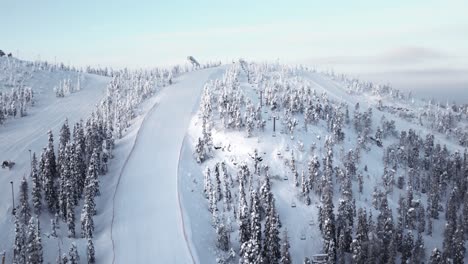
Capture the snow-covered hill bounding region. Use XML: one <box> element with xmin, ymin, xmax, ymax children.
<box><xmin>0</xmin><ymin>57</ymin><xmax>109</xmax><ymax>260</ymax></box>
<box><xmin>1</xmin><ymin>56</ymin><xmax>467</xmax><ymax>264</ymax></box>
<box><xmin>180</xmin><ymin>61</ymin><xmax>468</xmax><ymax>263</ymax></box>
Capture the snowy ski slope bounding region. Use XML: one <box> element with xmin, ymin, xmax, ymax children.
<box><xmin>0</xmin><ymin>58</ymin><xmax>109</xmax><ymax>257</ymax></box>
<box><xmin>110</xmin><ymin>67</ymin><xmax>225</xmax><ymax>263</ymax></box>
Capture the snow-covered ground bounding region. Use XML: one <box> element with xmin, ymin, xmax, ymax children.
<box><xmin>0</xmin><ymin>57</ymin><xmax>109</xmax><ymax>259</ymax></box>
<box><xmin>1</xmin><ymin>56</ymin><xmax>466</xmax><ymax>263</ymax></box>
<box><xmin>110</xmin><ymin>67</ymin><xmax>225</xmax><ymax>263</ymax></box>
<box><xmin>180</xmin><ymin>62</ymin><xmax>468</xmax><ymax>263</ymax></box>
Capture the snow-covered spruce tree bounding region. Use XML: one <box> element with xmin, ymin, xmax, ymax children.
<box><xmin>222</xmin><ymin>163</ymin><xmax>232</xmax><ymax>212</ymax></box>
<box><xmin>263</xmin><ymin>194</ymin><xmax>281</xmax><ymax>263</ymax></box>
<box><xmin>13</xmin><ymin>215</ymin><xmax>26</xmax><ymax>264</ymax></box>
<box><xmin>31</xmin><ymin>152</ymin><xmax>42</xmax><ymax>215</ymax></box>
<box><xmin>214</xmin><ymin>163</ymin><xmax>222</xmax><ymax>201</ymax></box>
<box><xmin>194</xmin><ymin>137</ymin><xmax>206</xmax><ymax>163</ymax></box>
<box><xmin>453</xmin><ymin>216</ymin><xmax>466</xmax><ymax>264</ymax></box>
<box><xmin>47</xmin><ymin>130</ymin><xmax>58</xmax><ymax>179</ymax></box>
<box><xmin>238</xmin><ymin>179</ymin><xmax>250</xmax><ymax>245</ymax></box>
<box><xmin>351</xmin><ymin>208</ymin><xmax>368</xmax><ymax>263</ymax></box>
<box><xmin>68</xmin><ymin>243</ymin><xmax>79</xmax><ymax>264</ymax></box>
<box><xmin>429</xmin><ymin>248</ymin><xmax>443</xmax><ymax>264</ymax></box>
<box><xmin>26</xmin><ymin>217</ymin><xmax>43</xmax><ymax>264</ymax></box>
<box><xmin>279</xmin><ymin>230</ymin><xmax>292</xmax><ymax>264</ymax></box>
<box><xmin>81</xmin><ymin>192</ymin><xmax>95</xmax><ymax>239</ymax></box>
<box><xmin>57</xmin><ymin>119</ymin><xmax>71</xmax><ymax>178</ymax></box>
<box><xmin>80</xmin><ymin>150</ymin><xmax>98</xmax><ymax>238</ymax></box>
<box><xmin>50</xmin><ymin>217</ymin><xmax>58</xmax><ymax>238</ymax></box>
<box><xmin>250</xmin><ymin>191</ymin><xmax>262</xmax><ymax>245</ymax></box>
<box><xmin>66</xmin><ymin>195</ymin><xmax>75</xmax><ymax>238</ymax></box>
<box><xmin>18</xmin><ymin>177</ymin><xmax>31</xmax><ymax>226</ymax></box>
<box><xmin>215</xmin><ymin>222</ymin><xmax>230</xmax><ymax>251</ymax></box>
<box><xmin>85</xmin><ymin>149</ymin><xmax>100</xmax><ymax>200</ymax></box>
<box><xmin>239</xmin><ymin>237</ymin><xmax>262</xmax><ymax>264</ymax></box>
<box><xmin>59</xmin><ymin>143</ymin><xmax>73</xmax><ymax>220</ymax></box>
<box><xmin>336</xmin><ymin>200</ymin><xmax>353</xmax><ymax>254</ymax></box>
<box><xmin>209</xmin><ymin>189</ymin><xmax>219</xmax><ymax>225</ymax></box>
<box><xmin>401</xmin><ymin>231</ymin><xmax>414</xmax><ymax>263</ymax></box>
<box><xmin>411</xmin><ymin>232</ymin><xmax>425</xmax><ymax>263</ymax></box>
<box><xmin>203</xmin><ymin>168</ymin><xmax>212</xmax><ymax>198</ymax></box>
<box><xmin>87</xmin><ymin>238</ymin><xmax>96</xmax><ymax>264</ymax></box>
<box><xmin>43</xmin><ymin>131</ymin><xmax>59</xmax><ymax>213</ymax></box>
<box><xmin>71</xmin><ymin>139</ymin><xmax>86</xmax><ymax>201</ymax></box>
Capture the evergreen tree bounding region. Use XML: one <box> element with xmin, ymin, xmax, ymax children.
<box><xmin>250</xmin><ymin>191</ymin><xmax>262</xmax><ymax>244</ymax></box>
<box><xmin>81</xmin><ymin>197</ymin><xmax>94</xmax><ymax>239</ymax></box>
<box><xmin>215</xmin><ymin>223</ymin><xmax>230</xmax><ymax>251</ymax></box>
<box><xmin>280</xmin><ymin>230</ymin><xmax>292</xmax><ymax>264</ymax></box>
<box><xmin>429</xmin><ymin>248</ymin><xmax>443</xmax><ymax>264</ymax></box>
<box><xmin>238</xmin><ymin>180</ymin><xmax>250</xmax><ymax>244</ymax></box>
<box><xmin>401</xmin><ymin>231</ymin><xmax>414</xmax><ymax>263</ymax></box>
<box><xmin>57</xmin><ymin>119</ymin><xmax>71</xmax><ymax>178</ymax></box>
<box><xmin>263</xmin><ymin>194</ymin><xmax>281</xmax><ymax>263</ymax></box>
<box><xmin>26</xmin><ymin>217</ymin><xmax>43</xmax><ymax>264</ymax></box>
<box><xmin>50</xmin><ymin>218</ymin><xmax>58</xmax><ymax>238</ymax></box>
<box><xmin>68</xmin><ymin>243</ymin><xmax>79</xmax><ymax>264</ymax></box>
<box><xmin>66</xmin><ymin>196</ymin><xmax>75</xmax><ymax>238</ymax></box>
<box><xmin>453</xmin><ymin>217</ymin><xmax>466</xmax><ymax>264</ymax></box>
<box><xmin>351</xmin><ymin>209</ymin><xmax>368</xmax><ymax>264</ymax></box>
<box><xmin>43</xmin><ymin>138</ymin><xmax>59</xmax><ymax>213</ymax></box>
<box><xmin>31</xmin><ymin>153</ymin><xmax>42</xmax><ymax>215</ymax></box>
<box><xmin>18</xmin><ymin>177</ymin><xmax>31</xmax><ymax>226</ymax></box>
<box><xmin>411</xmin><ymin>232</ymin><xmax>425</xmax><ymax>264</ymax></box>
<box><xmin>47</xmin><ymin>130</ymin><xmax>58</xmax><ymax>179</ymax></box>
<box><xmin>240</xmin><ymin>239</ymin><xmax>262</xmax><ymax>264</ymax></box>
<box><xmin>13</xmin><ymin>216</ymin><xmax>26</xmax><ymax>264</ymax></box>
<box><xmin>87</xmin><ymin>239</ymin><xmax>96</xmax><ymax>264</ymax></box>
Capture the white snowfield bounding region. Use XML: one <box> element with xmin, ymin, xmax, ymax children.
<box><xmin>0</xmin><ymin>62</ymin><xmax>109</xmax><ymax>256</ymax></box>
<box><xmin>111</xmin><ymin>67</ymin><xmax>225</xmax><ymax>264</ymax></box>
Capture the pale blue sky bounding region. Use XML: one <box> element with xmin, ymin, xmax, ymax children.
<box><xmin>1</xmin><ymin>0</ymin><xmax>466</xmax><ymax>66</ymax></box>
<box><xmin>2</xmin><ymin>0</ymin><xmax>468</xmax><ymax>101</ymax></box>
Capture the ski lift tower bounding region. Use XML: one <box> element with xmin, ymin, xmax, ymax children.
<box><xmin>187</xmin><ymin>56</ymin><xmax>200</xmax><ymax>69</ymax></box>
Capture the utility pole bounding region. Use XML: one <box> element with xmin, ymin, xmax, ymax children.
<box><xmin>259</xmin><ymin>91</ymin><xmax>263</xmax><ymax>107</ymax></box>
<box><xmin>10</xmin><ymin>181</ymin><xmax>15</xmax><ymax>215</ymax></box>
<box><xmin>29</xmin><ymin>149</ymin><xmax>32</xmax><ymax>174</ymax></box>
<box><xmin>273</xmin><ymin>116</ymin><xmax>276</xmax><ymax>137</ymax></box>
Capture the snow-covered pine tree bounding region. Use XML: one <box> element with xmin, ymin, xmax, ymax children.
<box><xmin>250</xmin><ymin>191</ymin><xmax>262</xmax><ymax>244</ymax></box>
<box><xmin>26</xmin><ymin>217</ymin><xmax>43</xmax><ymax>264</ymax></box>
<box><xmin>279</xmin><ymin>230</ymin><xmax>292</xmax><ymax>264</ymax></box>
<box><xmin>351</xmin><ymin>208</ymin><xmax>368</xmax><ymax>263</ymax></box>
<box><xmin>214</xmin><ymin>163</ymin><xmax>222</xmax><ymax>201</ymax></box>
<box><xmin>87</xmin><ymin>239</ymin><xmax>96</xmax><ymax>264</ymax></box>
<box><xmin>194</xmin><ymin>137</ymin><xmax>206</xmax><ymax>163</ymax></box>
<box><xmin>238</xmin><ymin>180</ymin><xmax>250</xmax><ymax>245</ymax></box>
<box><xmin>215</xmin><ymin>222</ymin><xmax>230</xmax><ymax>251</ymax></box>
<box><xmin>43</xmin><ymin>133</ymin><xmax>59</xmax><ymax>213</ymax></box>
<box><xmin>50</xmin><ymin>217</ymin><xmax>58</xmax><ymax>238</ymax></box>
<box><xmin>66</xmin><ymin>195</ymin><xmax>75</xmax><ymax>238</ymax></box>
<box><xmin>59</xmin><ymin>143</ymin><xmax>73</xmax><ymax>220</ymax></box>
<box><xmin>263</xmin><ymin>195</ymin><xmax>281</xmax><ymax>263</ymax></box>
<box><xmin>13</xmin><ymin>215</ymin><xmax>26</xmax><ymax>264</ymax></box>
<box><xmin>81</xmin><ymin>194</ymin><xmax>95</xmax><ymax>239</ymax></box>
<box><xmin>453</xmin><ymin>216</ymin><xmax>466</xmax><ymax>264</ymax></box>
<box><xmin>429</xmin><ymin>248</ymin><xmax>443</xmax><ymax>264</ymax></box>
<box><xmin>57</xmin><ymin>119</ymin><xmax>71</xmax><ymax>178</ymax></box>
<box><xmin>18</xmin><ymin>177</ymin><xmax>31</xmax><ymax>226</ymax></box>
<box><xmin>31</xmin><ymin>152</ymin><xmax>42</xmax><ymax>215</ymax></box>
<box><xmin>68</xmin><ymin>243</ymin><xmax>79</xmax><ymax>264</ymax></box>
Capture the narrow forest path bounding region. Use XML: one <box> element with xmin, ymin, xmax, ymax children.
<box><xmin>111</xmin><ymin>67</ymin><xmax>224</xmax><ymax>263</ymax></box>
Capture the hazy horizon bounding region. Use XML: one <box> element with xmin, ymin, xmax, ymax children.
<box><xmin>2</xmin><ymin>0</ymin><xmax>467</xmax><ymax>102</ymax></box>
